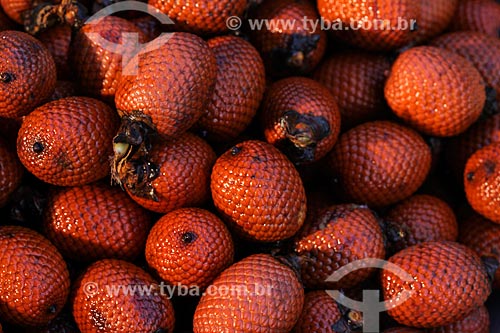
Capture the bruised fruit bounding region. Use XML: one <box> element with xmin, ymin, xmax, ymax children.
<box><xmin>17</xmin><ymin>96</ymin><xmax>119</xmax><ymax>186</ymax></box>
<box><xmin>43</xmin><ymin>182</ymin><xmax>151</xmax><ymax>262</ymax></box>
<box><xmin>427</xmin><ymin>305</ymin><xmax>490</xmax><ymax>333</ymax></box>
<box><xmin>211</xmin><ymin>140</ymin><xmax>307</xmax><ymax>242</ymax></box>
<box><xmin>381</xmin><ymin>241</ymin><xmax>491</xmax><ymax>327</ymax></box>
<box><xmin>146</xmin><ymin>208</ymin><xmax>234</xmax><ymax>289</ymax></box>
<box><xmin>261</xmin><ymin>77</ymin><xmax>340</xmax><ymax>164</ymax></box>
<box><xmin>449</xmin><ymin>0</ymin><xmax>500</xmax><ymax>37</ymax></box>
<box><xmin>193</xmin><ymin>253</ymin><xmax>304</xmax><ymax>333</ymax></box>
<box><xmin>0</xmin><ymin>136</ymin><xmax>23</xmax><ymax>207</ymax></box>
<box><xmin>327</xmin><ymin>121</ymin><xmax>431</xmax><ymax>207</ymax></box>
<box><xmin>385</xmin><ymin>46</ymin><xmax>485</xmax><ymax>137</ymax></box>
<box><xmin>0</xmin><ymin>30</ymin><xmax>56</xmax><ymax>118</ymax></box>
<box><xmin>0</xmin><ymin>226</ymin><xmax>70</xmax><ymax>326</ymax></box>
<box><xmin>72</xmin><ymin>259</ymin><xmax>175</xmax><ymax>333</ymax></box>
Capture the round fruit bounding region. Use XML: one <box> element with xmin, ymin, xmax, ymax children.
<box><xmin>130</xmin><ymin>15</ymin><xmax>162</xmax><ymax>42</ymax></box>
<box><xmin>43</xmin><ymin>182</ymin><xmax>151</xmax><ymax>262</ymax></box>
<box><xmin>197</xmin><ymin>35</ymin><xmax>266</xmax><ymax>143</ymax></box>
<box><xmin>0</xmin><ymin>136</ymin><xmax>23</xmax><ymax>207</ymax></box>
<box><xmin>415</xmin><ymin>0</ymin><xmax>458</xmax><ymax>43</ymax></box>
<box><xmin>385</xmin><ymin>46</ymin><xmax>485</xmax><ymax>137</ymax></box>
<box><xmin>0</xmin><ymin>226</ymin><xmax>70</xmax><ymax>326</ymax></box>
<box><xmin>381</xmin><ymin>241</ymin><xmax>491</xmax><ymax>327</ymax></box>
<box><xmin>211</xmin><ymin>140</ymin><xmax>307</xmax><ymax>242</ymax></box>
<box><xmin>146</xmin><ymin>208</ymin><xmax>234</xmax><ymax>289</ymax></box>
<box><xmin>0</xmin><ymin>0</ymin><xmax>29</xmax><ymax>23</ymax></box>
<box><xmin>115</xmin><ymin>32</ymin><xmax>217</xmax><ymax>139</ymax></box>
<box><xmin>37</xmin><ymin>24</ymin><xmax>72</xmax><ymax>80</ymax></box>
<box><xmin>449</xmin><ymin>0</ymin><xmax>500</xmax><ymax>37</ymax></box>
<box><xmin>72</xmin><ymin>259</ymin><xmax>175</xmax><ymax>333</ymax></box>
<box><xmin>327</xmin><ymin>121</ymin><xmax>431</xmax><ymax>207</ymax></box>
<box><xmin>193</xmin><ymin>253</ymin><xmax>304</xmax><ymax>333</ymax></box>
<box><xmin>312</xmin><ymin>51</ymin><xmax>392</xmax><ymax>129</ymax></box>
<box><xmin>427</xmin><ymin>305</ymin><xmax>489</xmax><ymax>333</ymax></box>
<box><xmin>295</xmin><ymin>204</ymin><xmax>385</xmax><ymax>289</ymax></box>
<box><xmin>17</xmin><ymin>96</ymin><xmax>119</xmax><ymax>186</ymax></box>
<box><xmin>0</xmin><ymin>30</ymin><xmax>56</xmax><ymax>118</ymax></box>
<box><xmin>464</xmin><ymin>142</ymin><xmax>500</xmax><ymax>223</ymax></box>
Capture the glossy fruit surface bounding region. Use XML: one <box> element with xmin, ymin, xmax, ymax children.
<box><xmin>449</xmin><ymin>0</ymin><xmax>500</xmax><ymax>37</ymax></box>
<box><xmin>0</xmin><ymin>136</ymin><xmax>23</xmax><ymax>207</ymax></box>
<box><xmin>146</xmin><ymin>208</ymin><xmax>234</xmax><ymax>289</ymax></box>
<box><xmin>0</xmin><ymin>226</ymin><xmax>70</xmax><ymax>326</ymax></box>
<box><xmin>193</xmin><ymin>253</ymin><xmax>304</xmax><ymax>333</ymax></box>
<box><xmin>427</xmin><ymin>305</ymin><xmax>489</xmax><ymax>333</ymax></box>
<box><xmin>385</xmin><ymin>46</ymin><xmax>485</xmax><ymax>137</ymax></box>
<box><xmin>211</xmin><ymin>140</ymin><xmax>307</xmax><ymax>242</ymax></box>
<box><xmin>17</xmin><ymin>96</ymin><xmax>119</xmax><ymax>186</ymax></box>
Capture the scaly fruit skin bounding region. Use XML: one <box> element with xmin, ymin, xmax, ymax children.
<box><xmin>124</xmin><ymin>132</ymin><xmax>216</xmax><ymax>213</ymax></box>
<box><xmin>464</xmin><ymin>143</ymin><xmax>500</xmax><ymax>223</ymax></box>
<box><xmin>115</xmin><ymin>32</ymin><xmax>217</xmax><ymax>139</ymax></box>
<box><xmin>384</xmin><ymin>194</ymin><xmax>458</xmax><ymax>252</ymax></box>
<box><xmin>0</xmin><ymin>30</ymin><xmax>56</xmax><ymax>118</ymax></box>
<box><xmin>0</xmin><ymin>136</ymin><xmax>23</xmax><ymax>207</ymax></box>
<box><xmin>249</xmin><ymin>0</ymin><xmax>327</xmax><ymax>78</ymax></box>
<box><xmin>146</xmin><ymin>208</ymin><xmax>234</xmax><ymax>289</ymax></box>
<box><xmin>130</xmin><ymin>15</ymin><xmax>162</xmax><ymax>42</ymax></box>
<box><xmin>193</xmin><ymin>254</ymin><xmax>304</xmax><ymax>333</ymax></box>
<box><xmin>72</xmin><ymin>259</ymin><xmax>175</xmax><ymax>333</ymax></box>
<box><xmin>70</xmin><ymin>16</ymin><xmax>147</xmax><ymax>102</ymax></box>
<box><xmin>450</xmin><ymin>0</ymin><xmax>500</xmax><ymax>37</ymax></box>
<box><xmin>383</xmin><ymin>328</ymin><xmax>423</xmax><ymax>333</ymax></box>
<box><xmin>148</xmin><ymin>0</ymin><xmax>246</xmax><ymax>35</ymax></box>
<box><xmin>431</xmin><ymin>31</ymin><xmax>500</xmax><ymax>104</ymax></box>
<box><xmin>17</xmin><ymin>96</ymin><xmax>119</xmax><ymax>186</ymax></box>
<box><xmin>23</xmin><ymin>310</ymin><xmax>80</xmax><ymax>333</ymax></box>
<box><xmin>0</xmin><ymin>226</ymin><xmax>70</xmax><ymax>326</ymax></box>
<box><xmin>197</xmin><ymin>35</ymin><xmax>266</xmax><ymax>143</ymax></box>
<box><xmin>328</xmin><ymin>121</ymin><xmax>431</xmax><ymax>207</ymax></box>
<box><xmin>415</xmin><ymin>0</ymin><xmax>458</xmax><ymax>43</ymax></box>
<box><xmin>295</xmin><ymin>204</ymin><xmax>385</xmax><ymax>289</ymax></box>
<box><xmin>317</xmin><ymin>0</ymin><xmax>419</xmax><ymax>51</ymax></box>
<box><xmin>44</xmin><ymin>182</ymin><xmax>151</xmax><ymax>262</ymax></box>
<box><xmin>291</xmin><ymin>291</ymin><xmax>342</xmax><ymax>333</ymax></box>
<box><xmin>211</xmin><ymin>140</ymin><xmax>307</xmax><ymax>242</ymax></box>
<box><xmin>385</xmin><ymin>46</ymin><xmax>485</xmax><ymax>137</ymax></box>
<box><xmin>261</xmin><ymin>77</ymin><xmax>341</xmax><ymax>164</ymax></box>
<box><xmin>427</xmin><ymin>305</ymin><xmax>489</xmax><ymax>333</ymax></box>
<box><xmin>37</xmin><ymin>24</ymin><xmax>72</xmax><ymax>80</ymax></box>
<box><xmin>381</xmin><ymin>241</ymin><xmax>491</xmax><ymax>328</ymax></box>
<box><xmin>459</xmin><ymin>213</ymin><xmax>500</xmax><ymax>288</ymax></box>
<box><xmin>312</xmin><ymin>51</ymin><xmax>392</xmax><ymax>129</ymax></box>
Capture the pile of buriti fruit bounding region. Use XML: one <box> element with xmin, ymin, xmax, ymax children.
<box><xmin>0</xmin><ymin>0</ymin><xmax>499</xmax><ymax>332</ymax></box>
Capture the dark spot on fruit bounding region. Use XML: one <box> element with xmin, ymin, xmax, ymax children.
<box><xmin>0</xmin><ymin>72</ymin><xmax>15</xmax><ymax>83</ymax></box>
<box><xmin>33</xmin><ymin>142</ymin><xmax>44</xmax><ymax>153</ymax></box>
<box><xmin>483</xmin><ymin>160</ymin><xmax>496</xmax><ymax>175</ymax></box>
<box><xmin>467</xmin><ymin>172</ymin><xmax>474</xmax><ymax>181</ymax></box>
<box><xmin>230</xmin><ymin>146</ymin><xmax>242</xmax><ymax>156</ymax></box>
<box><xmin>47</xmin><ymin>304</ymin><xmax>57</xmax><ymax>314</ymax></box>
<box><xmin>181</xmin><ymin>231</ymin><xmax>197</xmax><ymax>244</ymax></box>
<box><xmin>270</xmin><ymin>33</ymin><xmax>320</xmax><ymax>77</ymax></box>
<box><xmin>56</xmin><ymin>152</ymin><xmax>72</xmax><ymax>169</ymax></box>
<box><xmin>253</xmin><ymin>155</ymin><xmax>262</xmax><ymax>162</ymax></box>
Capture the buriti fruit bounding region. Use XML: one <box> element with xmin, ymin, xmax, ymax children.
<box><xmin>0</xmin><ymin>136</ymin><xmax>23</xmax><ymax>207</ymax></box>
<box><xmin>427</xmin><ymin>305</ymin><xmax>490</xmax><ymax>333</ymax></box>
<box><xmin>449</xmin><ymin>0</ymin><xmax>500</xmax><ymax>37</ymax></box>
<box><xmin>414</xmin><ymin>0</ymin><xmax>458</xmax><ymax>43</ymax></box>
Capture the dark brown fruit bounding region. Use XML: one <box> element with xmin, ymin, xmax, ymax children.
<box><xmin>72</xmin><ymin>259</ymin><xmax>175</xmax><ymax>333</ymax></box>
<box><xmin>449</xmin><ymin>0</ymin><xmax>500</xmax><ymax>37</ymax></box>
<box><xmin>0</xmin><ymin>30</ymin><xmax>56</xmax><ymax>118</ymax></box>
<box><xmin>0</xmin><ymin>136</ymin><xmax>23</xmax><ymax>207</ymax></box>
<box><xmin>17</xmin><ymin>96</ymin><xmax>119</xmax><ymax>186</ymax></box>
<box><xmin>327</xmin><ymin>121</ymin><xmax>431</xmax><ymax>207</ymax></box>
<box><xmin>37</xmin><ymin>24</ymin><xmax>72</xmax><ymax>80</ymax></box>
<box><xmin>0</xmin><ymin>226</ymin><xmax>70</xmax><ymax>326</ymax></box>
<box><xmin>427</xmin><ymin>305</ymin><xmax>490</xmax><ymax>333</ymax></box>
<box><xmin>49</xmin><ymin>80</ymin><xmax>75</xmax><ymax>101</ymax></box>
<box><xmin>211</xmin><ymin>140</ymin><xmax>307</xmax><ymax>242</ymax></box>
<box><xmin>381</xmin><ymin>241</ymin><xmax>491</xmax><ymax>327</ymax></box>
<box><xmin>193</xmin><ymin>254</ymin><xmax>304</xmax><ymax>333</ymax></box>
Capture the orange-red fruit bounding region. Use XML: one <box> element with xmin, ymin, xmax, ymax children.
<box><xmin>148</xmin><ymin>0</ymin><xmax>247</xmax><ymax>35</ymax></box>
<box><xmin>44</xmin><ymin>183</ymin><xmax>151</xmax><ymax>262</ymax></box>
<box><xmin>385</xmin><ymin>46</ymin><xmax>485</xmax><ymax>137</ymax></box>
<box><xmin>384</xmin><ymin>194</ymin><xmax>458</xmax><ymax>252</ymax></box>
<box><xmin>295</xmin><ymin>204</ymin><xmax>385</xmax><ymax>289</ymax></box>
<box><xmin>37</xmin><ymin>24</ymin><xmax>72</xmax><ymax>80</ymax></box>
<box><xmin>383</xmin><ymin>328</ymin><xmax>423</xmax><ymax>333</ymax></box>
<box><xmin>146</xmin><ymin>208</ymin><xmax>234</xmax><ymax>289</ymax></box>
<box><xmin>313</xmin><ymin>51</ymin><xmax>392</xmax><ymax>129</ymax></box>
<box><xmin>197</xmin><ymin>35</ymin><xmax>266</xmax><ymax>142</ymax></box>
<box><xmin>459</xmin><ymin>213</ymin><xmax>500</xmax><ymax>288</ymax></box>
<box><xmin>427</xmin><ymin>305</ymin><xmax>490</xmax><ymax>333</ymax></box>
<box><xmin>130</xmin><ymin>15</ymin><xmax>162</xmax><ymax>42</ymax></box>
<box><xmin>72</xmin><ymin>259</ymin><xmax>175</xmax><ymax>333</ymax></box>
<box><xmin>0</xmin><ymin>0</ymin><xmax>29</xmax><ymax>23</ymax></box>
<box><xmin>193</xmin><ymin>253</ymin><xmax>304</xmax><ymax>333</ymax></box>
<box><xmin>17</xmin><ymin>96</ymin><xmax>119</xmax><ymax>186</ymax></box>
<box><xmin>70</xmin><ymin>16</ymin><xmax>147</xmax><ymax>101</ymax></box>
<box><xmin>0</xmin><ymin>137</ymin><xmax>22</xmax><ymax>207</ymax></box>
<box><xmin>249</xmin><ymin>0</ymin><xmax>327</xmax><ymax>77</ymax></box>
<box><xmin>449</xmin><ymin>0</ymin><xmax>500</xmax><ymax>37</ymax></box>
<box><xmin>317</xmin><ymin>0</ymin><xmax>419</xmax><ymax>51</ymax></box>
<box><xmin>261</xmin><ymin>77</ymin><xmax>341</xmax><ymax>164</ymax></box>
<box><xmin>415</xmin><ymin>0</ymin><xmax>458</xmax><ymax>43</ymax></box>
<box><xmin>0</xmin><ymin>30</ymin><xmax>56</xmax><ymax>118</ymax></box>
<box><xmin>211</xmin><ymin>140</ymin><xmax>307</xmax><ymax>242</ymax></box>
<box><xmin>464</xmin><ymin>143</ymin><xmax>500</xmax><ymax>223</ymax></box>
<box><xmin>381</xmin><ymin>241</ymin><xmax>491</xmax><ymax>327</ymax></box>
<box><xmin>0</xmin><ymin>226</ymin><xmax>70</xmax><ymax>326</ymax></box>
<box><xmin>124</xmin><ymin>132</ymin><xmax>216</xmax><ymax>213</ymax></box>
<box><xmin>49</xmin><ymin>80</ymin><xmax>75</xmax><ymax>101</ymax></box>
<box><xmin>115</xmin><ymin>32</ymin><xmax>217</xmax><ymax>139</ymax></box>
<box><xmin>327</xmin><ymin>121</ymin><xmax>431</xmax><ymax>207</ymax></box>
<box><xmin>291</xmin><ymin>291</ymin><xmax>343</xmax><ymax>333</ymax></box>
